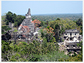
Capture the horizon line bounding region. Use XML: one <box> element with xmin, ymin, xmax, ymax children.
<box><xmin>1</xmin><ymin>13</ymin><xmax>82</xmax><ymax>16</ymax></box>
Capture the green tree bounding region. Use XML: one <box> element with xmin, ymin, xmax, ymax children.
<box><xmin>42</xmin><ymin>37</ymin><xmax>47</xmax><ymax>48</ymax></box>
<box><xmin>76</xmin><ymin>18</ymin><xmax>82</xmax><ymax>26</ymax></box>
<box><xmin>2</xmin><ymin>25</ymin><xmax>11</xmax><ymax>34</ymax></box>
<box><xmin>50</xmin><ymin>37</ymin><xmax>56</xmax><ymax>43</ymax></box>
<box><xmin>56</xmin><ymin>18</ymin><xmax>60</xmax><ymax>20</ymax></box>
<box><xmin>6</xmin><ymin>11</ymin><xmax>13</xmax><ymax>23</ymax></box>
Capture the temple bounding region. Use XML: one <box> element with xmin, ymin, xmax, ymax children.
<box><xmin>18</xmin><ymin>8</ymin><xmax>34</xmax><ymax>35</ymax></box>
<box><xmin>63</xmin><ymin>29</ymin><xmax>82</xmax><ymax>55</ymax></box>
<box><xmin>17</xmin><ymin>8</ymin><xmax>41</xmax><ymax>43</ymax></box>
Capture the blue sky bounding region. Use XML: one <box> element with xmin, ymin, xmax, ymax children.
<box><xmin>1</xmin><ymin>1</ymin><xmax>83</xmax><ymax>15</ymax></box>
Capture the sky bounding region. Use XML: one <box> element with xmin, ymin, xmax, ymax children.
<box><xmin>1</xmin><ymin>1</ymin><xmax>83</xmax><ymax>15</ymax></box>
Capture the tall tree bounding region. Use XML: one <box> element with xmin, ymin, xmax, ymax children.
<box><xmin>76</xmin><ymin>18</ymin><xmax>82</xmax><ymax>26</ymax></box>
<box><xmin>6</xmin><ymin>11</ymin><xmax>13</xmax><ymax>23</ymax></box>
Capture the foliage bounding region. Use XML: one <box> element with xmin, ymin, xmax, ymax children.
<box><xmin>76</xmin><ymin>18</ymin><xmax>82</xmax><ymax>26</ymax></box>
<box><xmin>2</xmin><ymin>39</ymin><xmax>60</xmax><ymax>62</ymax></box>
<box><xmin>2</xmin><ymin>40</ymin><xmax>12</xmax><ymax>61</ymax></box>
<box><xmin>56</xmin><ymin>18</ymin><xmax>60</xmax><ymax>20</ymax></box>
<box><xmin>42</xmin><ymin>37</ymin><xmax>47</xmax><ymax>47</ymax></box>
<box><xmin>40</xmin><ymin>26</ymin><xmax>55</xmax><ymax>42</ymax></box>
<box><xmin>75</xmin><ymin>18</ymin><xmax>82</xmax><ymax>35</ymax></box>
<box><xmin>2</xmin><ymin>38</ymin><xmax>82</xmax><ymax>62</ymax></box>
<box><xmin>32</xmin><ymin>14</ymin><xmax>82</xmax><ymax>21</ymax></box>
<box><xmin>13</xmin><ymin>28</ymin><xmax>18</xmax><ymax>32</ymax></box>
<box><xmin>40</xmin><ymin>51</ymin><xmax>69</xmax><ymax>61</ymax></box>
<box><xmin>32</xmin><ymin>19</ymin><xmax>41</xmax><ymax>27</ymax></box>
<box><xmin>2</xmin><ymin>32</ymin><xmax>11</xmax><ymax>40</ymax></box>
<box><xmin>5</xmin><ymin>11</ymin><xmax>16</xmax><ymax>24</ymax></box>
<box><xmin>2</xmin><ymin>25</ymin><xmax>11</xmax><ymax>34</ymax></box>
<box><xmin>49</xmin><ymin>18</ymin><xmax>77</xmax><ymax>41</ymax></box>
<box><xmin>49</xmin><ymin>18</ymin><xmax>77</xmax><ymax>31</ymax></box>
<box><xmin>40</xmin><ymin>21</ymin><xmax>45</xmax><ymax>26</ymax></box>
<box><xmin>39</xmin><ymin>21</ymin><xmax>47</xmax><ymax>28</ymax></box>
<box><xmin>14</xmin><ymin>15</ymin><xmax>25</xmax><ymax>27</ymax></box>
<box><xmin>5</xmin><ymin>11</ymin><xmax>25</xmax><ymax>27</ymax></box>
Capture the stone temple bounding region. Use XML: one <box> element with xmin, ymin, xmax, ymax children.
<box><xmin>18</xmin><ymin>8</ymin><xmax>34</xmax><ymax>35</ymax></box>
<box><xmin>17</xmin><ymin>8</ymin><xmax>41</xmax><ymax>42</ymax></box>
<box><xmin>63</xmin><ymin>29</ymin><xmax>82</xmax><ymax>55</ymax></box>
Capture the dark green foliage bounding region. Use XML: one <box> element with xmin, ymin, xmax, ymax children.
<box><xmin>80</xmin><ymin>26</ymin><xmax>82</xmax><ymax>35</ymax></box>
<box><xmin>42</xmin><ymin>37</ymin><xmax>47</xmax><ymax>47</ymax></box>
<box><xmin>5</xmin><ymin>11</ymin><xmax>25</xmax><ymax>27</ymax></box>
<box><xmin>40</xmin><ymin>27</ymin><xmax>55</xmax><ymax>42</ymax></box>
<box><xmin>75</xmin><ymin>18</ymin><xmax>82</xmax><ymax>35</ymax></box>
<box><xmin>40</xmin><ymin>21</ymin><xmax>47</xmax><ymax>28</ymax></box>
<box><xmin>2</xmin><ymin>39</ymin><xmax>60</xmax><ymax>61</ymax></box>
<box><xmin>10</xmin><ymin>53</ymin><xmax>21</xmax><ymax>61</ymax></box>
<box><xmin>55</xmin><ymin>24</ymin><xmax>60</xmax><ymax>29</ymax></box>
<box><xmin>2</xmin><ymin>40</ymin><xmax>12</xmax><ymax>61</ymax></box>
<box><xmin>2</xmin><ymin>32</ymin><xmax>11</xmax><ymax>40</ymax></box>
<box><xmin>33</xmin><ymin>40</ymin><xmax>40</xmax><ymax>47</ymax></box>
<box><xmin>56</xmin><ymin>18</ymin><xmax>60</xmax><ymax>20</ymax></box>
<box><xmin>2</xmin><ymin>25</ymin><xmax>11</xmax><ymax>34</ymax></box>
<box><xmin>77</xmin><ymin>41</ymin><xmax>82</xmax><ymax>53</ymax></box>
<box><xmin>51</xmin><ymin>37</ymin><xmax>56</xmax><ymax>43</ymax></box>
<box><xmin>6</xmin><ymin>11</ymin><xmax>14</xmax><ymax>23</ymax></box>
<box><xmin>6</xmin><ymin>21</ymin><xmax>9</xmax><ymax>25</ymax></box>
<box><xmin>14</xmin><ymin>15</ymin><xmax>25</xmax><ymax>27</ymax></box>
<box><xmin>2</xmin><ymin>40</ymin><xmax>11</xmax><ymax>52</ymax></box>
<box><xmin>76</xmin><ymin>18</ymin><xmax>82</xmax><ymax>26</ymax></box>
<box><xmin>2</xmin><ymin>24</ymin><xmax>11</xmax><ymax>41</ymax></box>
<box><xmin>29</xmin><ymin>54</ymin><xmax>41</xmax><ymax>61</ymax></box>
<box><xmin>2</xmin><ymin>40</ymin><xmax>82</xmax><ymax>61</ymax></box>
<box><xmin>32</xmin><ymin>18</ymin><xmax>35</xmax><ymax>21</ymax></box>
<box><xmin>59</xmin><ymin>26</ymin><xmax>65</xmax><ymax>35</ymax></box>
<box><xmin>40</xmin><ymin>29</ymin><xmax>44</xmax><ymax>38</ymax></box>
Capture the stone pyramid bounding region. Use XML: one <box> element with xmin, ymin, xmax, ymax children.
<box><xmin>18</xmin><ymin>8</ymin><xmax>34</xmax><ymax>34</ymax></box>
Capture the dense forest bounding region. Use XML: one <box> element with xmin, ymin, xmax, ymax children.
<box><xmin>1</xmin><ymin>11</ymin><xmax>83</xmax><ymax>61</ymax></box>
<box><xmin>31</xmin><ymin>13</ymin><xmax>82</xmax><ymax>21</ymax></box>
